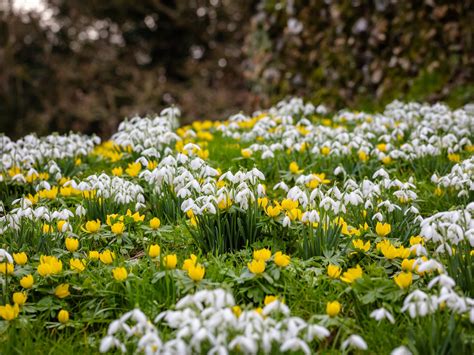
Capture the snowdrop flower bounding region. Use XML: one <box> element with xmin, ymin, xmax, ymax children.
<box><xmin>391</xmin><ymin>345</ymin><xmax>412</xmax><ymax>355</ymax></box>
<box><xmin>342</xmin><ymin>334</ymin><xmax>368</xmax><ymax>350</ymax></box>
<box><xmin>0</xmin><ymin>248</ymin><xmax>13</xmax><ymax>263</ymax></box>
<box><xmin>370</xmin><ymin>308</ymin><xmax>395</xmax><ymax>324</ymax></box>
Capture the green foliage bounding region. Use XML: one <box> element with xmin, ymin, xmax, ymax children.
<box><xmin>187</xmin><ymin>203</ymin><xmax>262</xmax><ymax>255</ymax></box>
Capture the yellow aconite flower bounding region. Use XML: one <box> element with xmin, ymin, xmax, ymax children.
<box><xmin>57</xmin><ymin>220</ymin><xmax>68</xmax><ymax>233</ymax></box>
<box><xmin>326</xmin><ymin>301</ymin><xmax>341</xmax><ymax>317</ymax></box>
<box><xmin>264</xmin><ymin>295</ymin><xmax>278</xmax><ymax>305</ymax></box>
<box><xmin>0</xmin><ymin>303</ymin><xmax>19</xmax><ymax>321</ymax></box>
<box><xmin>99</xmin><ymin>250</ymin><xmax>115</xmax><ymax>264</ymax></box>
<box><xmin>187</xmin><ymin>264</ymin><xmax>205</xmax><ymax>282</ymax></box>
<box><xmin>164</xmin><ymin>254</ymin><xmax>177</xmax><ymax>269</ymax></box>
<box><xmin>43</xmin><ymin>223</ymin><xmax>53</xmax><ymax>233</ymax></box>
<box><xmin>89</xmin><ymin>251</ymin><xmax>99</xmax><ymax>260</ymax></box>
<box><xmin>0</xmin><ymin>262</ymin><xmax>14</xmax><ymax>275</ymax></box>
<box><xmin>340</xmin><ymin>265</ymin><xmax>363</xmax><ymax>283</ymax></box>
<box><xmin>218</xmin><ymin>197</ymin><xmax>232</xmax><ymax>210</ymax></box>
<box><xmin>84</xmin><ymin>220</ymin><xmax>101</xmax><ymax>233</ymax></box>
<box><xmin>232</xmin><ymin>305</ymin><xmax>242</xmax><ymax>317</ymax></box>
<box><xmin>375</xmin><ymin>222</ymin><xmax>391</xmax><ymax>237</ymax></box>
<box><xmin>447</xmin><ymin>153</ymin><xmax>460</xmax><ymax>163</ymax></box>
<box><xmin>401</xmin><ymin>258</ymin><xmax>416</xmax><ymax>271</ymax></box>
<box><xmin>274</xmin><ymin>251</ymin><xmax>290</xmax><ymax>267</ymax></box>
<box><xmin>112</xmin><ymin>267</ymin><xmax>128</xmax><ymax>281</ymax></box>
<box><xmin>248</xmin><ymin>259</ymin><xmax>265</xmax><ymax>274</ymax></box>
<box><xmin>281</xmin><ymin>199</ymin><xmax>298</xmax><ymax>210</ymax></box>
<box><xmin>13</xmin><ymin>252</ymin><xmax>28</xmax><ymax>265</ymax></box>
<box><xmin>20</xmin><ymin>274</ymin><xmax>34</xmax><ymax>289</ymax></box>
<box><xmin>182</xmin><ymin>254</ymin><xmax>198</xmax><ymax>271</ymax></box>
<box><xmin>287</xmin><ymin>208</ymin><xmax>302</xmax><ymax>221</ymax></box>
<box><xmin>148</xmin><ymin>244</ymin><xmax>161</xmax><ymax>258</ymax></box>
<box><xmin>58</xmin><ymin>309</ymin><xmax>69</xmax><ymax>323</ymax></box>
<box><xmin>126</xmin><ymin>209</ymin><xmax>145</xmax><ymax>222</ymax></box>
<box><xmin>358</xmin><ymin>150</ymin><xmax>369</xmax><ymax>162</ymax></box>
<box><xmin>111</xmin><ymin>222</ymin><xmax>125</xmax><ymax>235</ymax></box>
<box><xmin>265</xmin><ymin>205</ymin><xmax>281</xmax><ymax>218</ymax></box>
<box><xmin>125</xmin><ymin>162</ymin><xmax>142</xmax><ymax>177</ymax></box>
<box><xmin>409</xmin><ymin>236</ymin><xmax>424</xmax><ymax>246</ymax></box>
<box><xmin>321</xmin><ymin>146</ymin><xmax>330</xmax><ymax>156</ymax></box>
<box><xmin>65</xmin><ymin>237</ymin><xmax>79</xmax><ymax>252</ymax></box>
<box><xmin>147</xmin><ymin>160</ymin><xmax>158</xmax><ymax>170</ymax></box>
<box><xmin>327</xmin><ymin>264</ymin><xmax>342</xmax><ymax>279</ymax></box>
<box><xmin>253</xmin><ymin>248</ymin><xmax>272</xmax><ymax>262</ymax></box>
<box><xmin>106</xmin><ymin>213</ymin><xmax>123</xmax><ymax>226</ymax></box>
<box><xmin>377</xmin><ymin>143</ymin><xmax>387</xmax><ymax>152</ymax></box>
<box><xmin>13</xmin><ymin>292</ymin><xmax>27</xmax><ymax>306</ymax></box>
<box><xmin>258</xmin><ymin>197</ymin><xmax>268</xmax><ymax>209</ymax></box>
<box><xmin>352</xmin><ymin>239</ymin><xmax>370</xmax><ymax>252</ymax></box>
<box><xmin>149</xmin><ymin>217</ymin><xmax>161</xmax><ymax>229</ymax></box>
<box><xmin>55</xmin><ymin>284</ymin><xmax>70</xmax><ymax>298</ymax></box>
<box><xmin>379</xmin><ymin>243</ymin><xmax>399</xmax><ymax>259</ymax></box>
<box><xmin>394</xmin><ymin>271</ymin><xmax>413</xmax><ymax>289</ymax></box>
<box><xmin>241</xmin><ymin>148</ymin><xmax>252</xmax><ymax>158</ymax></box>
<box><xmin>289</xmin><ymin>162</ymin><xmax>303</xmax><ymax>174</ymax></box>
<box><xmin>306</xmin><ymin>173</ymin><xmax>330</xmax><ymax>189</ymax></box>
<box><xmin>38</xmin><ymin>256</ymin><xmax>63</xmax><ymax>276</ymax></box>
<box><xmin>69</xmin><ymin>258</ymin><xmax>86</xmax><ymax>272</ymax></box>
<box><xmin>112</xmin><ymin>167</ymin><xmax>123</xmax><ymax>176</ymax></box>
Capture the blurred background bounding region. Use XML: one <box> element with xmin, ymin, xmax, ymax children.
<box><xmin>1</xmin><ymin>0</ymin><xmax>473</xmax><ymax>139</ymax></box>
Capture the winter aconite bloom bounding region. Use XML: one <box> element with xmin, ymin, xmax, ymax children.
<box><xmin>326</xmin><ymin>301</ymin><xmax>341</xmax><ymax>317</ymax></box>
<box><xmin>111</xmin><ymin>167</ymin><xmax>123</xmax><ymax>176</ymax></box>
<box><xmin>253</xmin><ymin>248</ymin><xmax>272</xmax><ymax>262</ymax></box>
<box><xmin>248</xmin><ymin>259</ymin><xmax>266</xmax><ymax>274</ymax></box>
<box><xmin>266</xmin><ymin>205</ymin><xmax>281</xmax><ymax>217</ymax></box>
<box><xmin>149</xmin><ymin>217</ymin><xmax>161</xmax><ymax>229</ymax></box>
<box><xmin>340</xmin><ymin>265</ymin><xmax>363</xmax><ymax>283</ymax></box>
<box><xmin>89</xmin><ymin>251</ymin><xmax>100</xmax><ymax>260</ymax></box>
<box><xmin>289</xmin><ymin>161</ymin><xmax>303</xmax><ymax>174</ymax></box>
<box><xmin>0</xmin><ymin>262</ymin><xmax>14</xmax><ymax>275</ymax></box>
<box><xmin>38</xmin><ymin>256</ymin><xmax>62</xmax><ymax>276</ymax></box>
<box><xmin>327</xmin><ymin>264</ymin><xmax>342</xmax><ymax>279</ymax></box>
<box><xmin>0</xmin><ymin>303</ymin><xmax>19</xmax><ymax>321</ymax></box>
<box><xmin>13</xmin><ymin>252</ymin><xmax>28</xmax><ymax>265</ymax></box>
<box><xmin>187</xmin><ymin>264</ymin><xmax>205</xmax><ymax>282</ymax></box>
<box><xmin>394</xmin><ymin>271</ymin><xmax>413</xmax><ymax>289</ymax></box>
<box><xmin>274</xmin><ymin>251</ymin><xmax>290</xmax><ymax>267</ymax></box>
<box><xmin>182</xmin><ymin>254</ymin><xmax>198</xmax><ymax>271</ymax></box>
<box><xmin>375</xmin><ymin>222</ymin><xmax>391</xmax><ymax>237</ymax></box>
<box><xmin>241</xmin><ymin>148</ymin><xmax>252</xmax><ymax>158</ymax></box>
<box><xmin>84</xmin><ymin>219</ymin><xmax>101</xmax><ymax>233</ymax></box>
<box><xmin>13</xmin><ymin>292</ymin><xmax>27</xmax><ymax>306</ymax></box>
<box><xmin>112</xmin><ymin>267</ymin><xmax>128</xmax><ymax>281</ymax></box>
<box><xmin>264</xmin><ymin>295</ymin><xmax>278</xmax><ymax>305</ymax></box>
<box><xmin>163</xmin><ymin>254</ymin><xmax>177</xmax><ymax>269</ymax></box>
<box><xmin>111</xmin><ymin>222</ymin><xmax>125</xmax><ymax>235</ymax></box>
<box><xmin>58</xmin><ymin>309</ymin><xmax>69</xmax><ymax>324</ymax></box>
<box><xmin>70</xmin><ymin>258</ymin><xmax>86</xmax><ymax>272</ymax></box>
<box><xmin>148</xmin><ymin>244</ymin><xmax>161</xmax><ymax>258</ymax></box>
<box><xmin>352</xmin><ymin>239</ymin><xmax>370</xmax><ymax>252</ymax></box>
<box><xmin>65</xmin><ymin>237</ymin><xmax>79</xmax><ymax>252</ymax></box>
<box><xmin>20</xmin><ymin>274</ymin><xmax>34</xmax><ymax>288</ymax></box>
<box><xmin>55</xmin><ymin>284</ymin><xmax>71</xmax><ymax>298</ymax></box>
<box><xmin>125</xmin><ymin>162</ymin><xmax>141</xmax><ymax>177</ymax></box>
<box><xmin>99</xmin><ymin>250</ymin><xmax>115</xmax><ymax>264</ymax></box>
